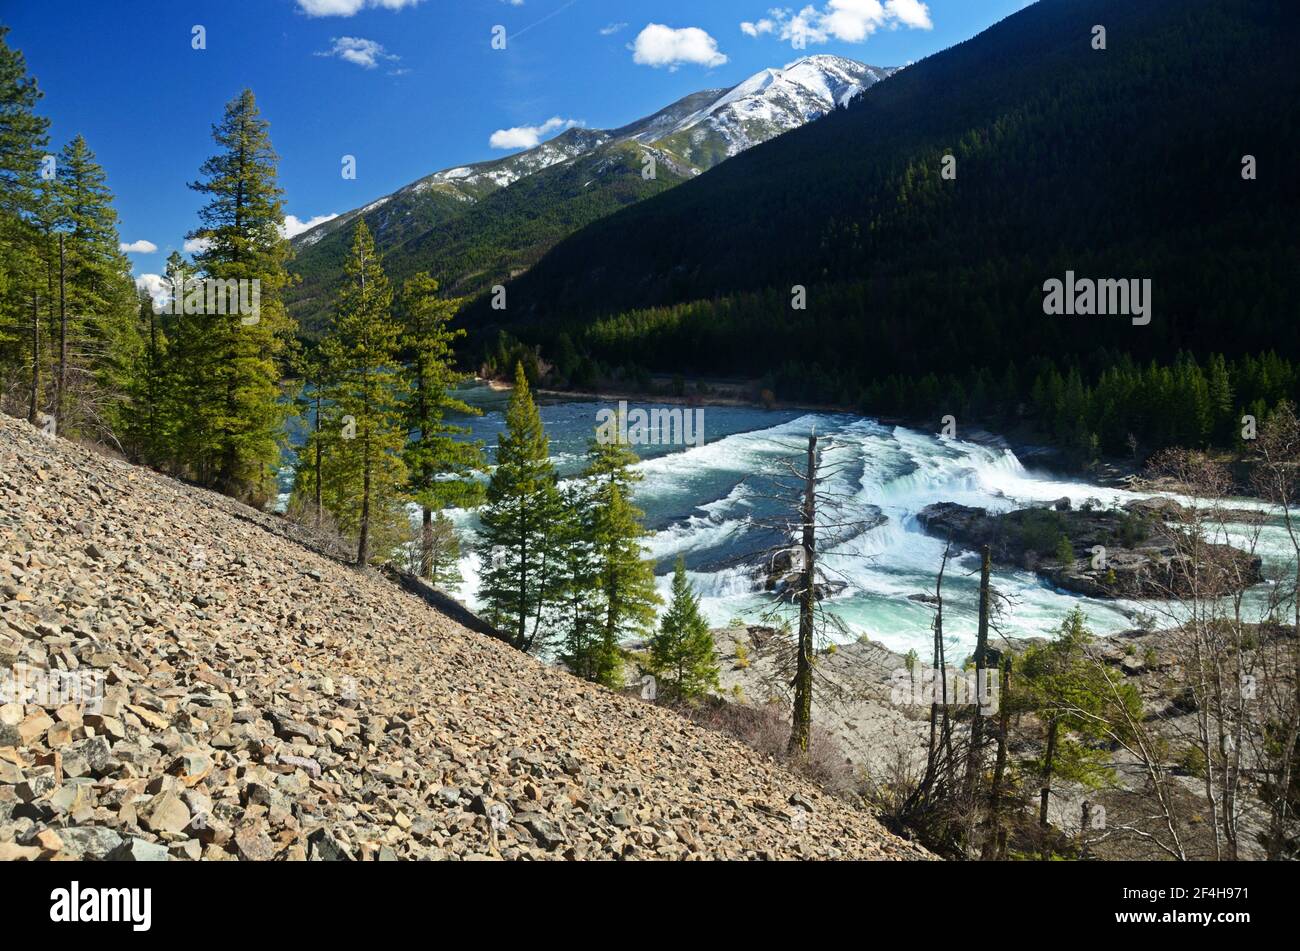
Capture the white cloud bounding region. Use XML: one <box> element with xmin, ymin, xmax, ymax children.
<box><xmin>120</xmin><ymin>239</ymin><xmax>158</xmax><ymax>254</ymax></box>
<box><xmin>600</xmin><ymin>22</ymin><xmax>628</xmax><ymax>36</ymax></box>
<box><xmin>296</xmin><ymin>0</ymin><xmax>425</xmax><ymax>17</ymax></box>
<box><xmin>489</xmin><ymin>117</ymin><xmax>582</xmax><ymax>151</ymax></box>
<box><xmin>885</xmin><ymin>0</ymin><xmax>933</xmax><ymax>30</ymax></box>
<box><xmin>183</xmin><ymin>237</ymin><xmax>211</xmax><ymax>254</ymax></box>
<box><xmin>316</xmin><ymin>36</ymin><xmax>398</xmax><ymax>69</ymax></box>
<box><xmin>281</xmin><ymin>214</ymin><xmax>340</xmax><ymax>240</ymax></box>
<box><xmin>740</xmin><ymin>1</ymin><xmax>932</xmax><ymax>47</ymax></box>
<box><xmin>631</xmin><ymin>24</ymin><xmax>728</xmax><ymax>70</ymax></box>
<box><xmin>134</xmin><ymin>273</ymin><xmax>170</xmax><ymax>305</ymax></box>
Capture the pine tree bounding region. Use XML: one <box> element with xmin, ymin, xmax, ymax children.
<box><xmin>555</xmin><ymin>481</ymin><xmax>603</xmax><ymax>678</ymax></box>
<box><xmin>318</xmin><ymin>221</ymin><xmax>406</xmax><ymax>566</ymax></box>
<box><xmin>50</xmin><ymin>135</ymin><xmax>140</xmax><ymax>440</ymax></box>
<box><xmin>185</xmin><ymin>89</ymin><xmax>295</xmax><ymax>500</ymax></box>
<box><xmin>399</xmin><ymin>272</ymin><xmax>484</xmax><ymax>578</ymax></box>
<box><xmin>289</xmin><ymin>339</ymin><xmax>331</xmax><ymax>530</ymax></box>
<box><xmin>1020</xmin><ymin>608</ymin><xmax>1138</xmax><ymax>858</ymax></box>
<box><xmin>423</xmin><ymin>511</ymin><xmax>465</xmax><ymax>590</ymax></box>
<box><xmin>649</xmin><ymin>556</ymin><xmax>719</xmax><ymax>701</ymax></box>
<box><xmin>0</xmin><ymin>28</ymin><xmax>48</xmax><ymax>402</ymax></box>
<box><xmin>123</xmin><ymin>288</ymin><xmax>169</xmax><ymax>461</ymax></box>
<box><xmin>581</xmin><ymin>418</ymin><xmax>660</xmax><ymax>688</ymax></box>
<box><xmin>477</xmin><ymin>362</ymin><xmax>563</xmax><ymax>653</ymax></box>
<box><xmin>154</xmin><ymin>250</ymin><xmax>214</xmax><ymax>472</ymax></box>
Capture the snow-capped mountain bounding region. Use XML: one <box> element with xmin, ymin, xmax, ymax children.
<box><xmin>287</xmin><ymin>56</ymin><xmax>893</xmax><ymax>328</ymax></box>
<box><xmin>292</xmin><ymin>57</ymin><xmax>890</xmax><ymax>252</ymax></box>
<box><xmin>649</xmin><ymin>55</ymin><xmax>895</xmax><ymax>168</ymax></box>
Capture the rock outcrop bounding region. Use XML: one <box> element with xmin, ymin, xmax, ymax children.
<box><xmin>0</xmin><ymin>414</ymin><xmax>928</xmax><ymax>861</ymax></box>
<box><xmin>916</xmin><ymin>500</ymin><xmax>1263</xmax><ymax>599</ymax></box>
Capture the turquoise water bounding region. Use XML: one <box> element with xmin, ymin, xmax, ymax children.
<box><xmin>287</xmin><ymin>383</ymin><xmax>1292</xmax><ymax>657</ymax></box>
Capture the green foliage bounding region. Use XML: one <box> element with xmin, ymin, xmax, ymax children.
<box><xmin>170</xmin><ymin>89</ymin><xmax>296</xmax><ymax>500</ymax></box>
<box><xmin>0</xmin><ymin>26</ymin><xmax>48</xmax><ymax>372</ymax></box>
<box><xmin>1013</xmin><ymin>508</ymin><xmax>1065</xmax><ymax>556</ymax></box>
<box><xmin>313</xmin><ymin>221</ymin><xmax>408</xmax><ymax>565</ymax></box>
<box><xmin>554</xmin><ymin>481</ymin><xmax>604</xmax><ymax>679</ymax></box>
<box><xmin>1055</xmin><ymin>534</ymin><xmax>1076</xmax><ymax>566</ymax></box>
<box><xmin>570</xmin><ymin>419</ymin><xmax>660</xmax><ymax>688</ymax></box>
<box><xmin>461</xmin><ymin>0</ymin><xmax>1299</xmax><ymax>459</ymax></box>
<box><xmin>477</xmin><ymin>363</ymin><xmax>564</xmax><ymax>653</ymax></box>
<box><xmin>649</xmin><ymin>557</ymin><xmax>720</xmax><ymax>702</ymax></box>
<box><xmin>286</xmin><ymin>135</ymin><xmax>688</xmax><ymax>336</ymax></box>
<box><xmin>1019</xmin><ymin>609</ymin><xmax>1141</xmax><ymax>791</ymax></box>
<box><xmin>733</xmin><ymin>640</ymin><xmax>750</xmax><ymax>670</ymax></box>
<box><xmin>398</xmin><ymin>272</ymin><xmax>485</xmax><ymax>575</ymax></box>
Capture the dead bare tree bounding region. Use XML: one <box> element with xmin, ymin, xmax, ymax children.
<box><xmin>1249</xmin><ymin>401</ymin><xmax>1300</xmax><ymax>858</ymax></box>
<box><xmin>739</xmin><ymin>428</ymin><xmax>878</xmax><ymax>760</ymax></box>
<box><xmin>1140</xmin><ymin>448</ymin><xmax>1273</xmax><ymax>859</ymax></box>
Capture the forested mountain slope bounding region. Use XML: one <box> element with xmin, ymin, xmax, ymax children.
<box><xmin>472</xmin><ymin>0</ymin><xmax>1299</xmax><ymax>407</ymax></box>
<box><xmin>287</xmin><ymin>56</ymin><xmax>890</xmax><ymax>335</ymax></box>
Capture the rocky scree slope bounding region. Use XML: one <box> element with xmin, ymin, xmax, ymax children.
<box><xmin>0</xmin><ymin>414</ymin><xmax>928</xmax><ymax>861</ymax></box>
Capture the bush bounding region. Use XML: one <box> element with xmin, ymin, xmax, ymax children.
<box><xmin>680</xmin><ymin>698</ymin><xmax>859</xmax><ymax>800</ymax></box>
<box><xmin>733</xmin><ymin>640</ymin><xmax>750</xmax><ymax>670</ymax></box>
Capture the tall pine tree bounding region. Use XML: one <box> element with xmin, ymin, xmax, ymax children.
<box><xmin>50</xmin><ymin>134</ymin><xmax>139</xmax><ymax>440</ymax></box>
<box><xmin>579</xmin><ymin>416</ymin><xmax>660</xmax><ymax>687</ymax></box>
<box><xmin>399</xmin><ymin>272</ymin><xmax>484</xmax><ymax>577</ymax></box>
<box><xmin>317</xmin><ymin>220</ymin><xmax>406</xmax><ymax>566</ymax></box>
<box><xmin>185</xmin><ymin>89</ymin><xmax>294</xmax><ymax>500</ymax></box>
<box><xmin>477</xmin><ymin>362</ymin><xmax>563</xmax><ymax>653</ymax></box>
<box><xmin>0</xmin><ymin>27</ymin><xmax>48</xmax><ymax>406</ymax></box>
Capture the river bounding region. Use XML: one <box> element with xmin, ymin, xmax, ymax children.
<box><xmin>283</xmin><ymin>383</ymin><xmax>1293</xmax><ymax>659</ymax></box>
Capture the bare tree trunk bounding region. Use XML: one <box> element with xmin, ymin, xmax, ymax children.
<box><xmin>313</xmin><ymin>390</ymin><xmax>323</xmax><ymax>529</ymax></box>
<box><xmin>788</xmin><ymin>431</ymin><xmax>817</xmax><ymax>757</ymax></box>
<box><xmin>1040</xmin><ymin>717</ymin><xmax>1059</xmax><ymax>860</ymax></box>
<box><xmin>421</xmin><ymin>507</ymin><xmax>434</xmax><ymax>579</ymax></box>
<box><xmin>357</xmin><ymin>433</ymin><xmax>372</xmax><ymax>567</ymax></box>
<box><xmin>983</xmin><ymin>658</ymin><xmax>1012</xmax><ymax>860</ymax></box>
<box><xmin>56</xmin><ymin>234</ymin><xmax>66</xmax><ymax>433</ymax></box>
<box><xmin>1080</xmin><ymin>801</ymin><xmax>1093</xmax><ymax>859</ymax></box>
<box><xmin>964</xmin><ymin>544</ymin><xmax>993</xmax><ymax>853</ymax></box>
<box><xmin>28</xmin><ymin>292</ymin><xmax>39</xmax><ymax>425</ymax></box>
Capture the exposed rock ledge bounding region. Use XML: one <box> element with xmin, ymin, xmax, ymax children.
<box><xmin>916</xmin><ymin>499</ymin><xmax>1263</xmax><ymax>599</ymax></box>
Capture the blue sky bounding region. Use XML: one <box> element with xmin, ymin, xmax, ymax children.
<box><xmin>3</xmin><ymin>0</ymin><xmax>1033</xmax><ymax>282</ymax></box>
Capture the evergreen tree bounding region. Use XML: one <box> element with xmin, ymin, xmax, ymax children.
<box><xmin>184</xmin><ymin>88</ymin><xmax>294</xmax><ymax>500</ymax></box>
<box><xmin>123</xmin><ymin>288</ymin><xmax>169</xmax><ymax>461</ymax></box>
<box><xmin>580</xmin><ymin>418</ymin><xmax>660</xmax><ymax>688</ymax></box>
<box><xmin>0</xmin><ymin>26</ymin><xmax>48</xmax><ymax>379</ymax></box>
<box><xmin>649</xmin><ymin>556</ymin><xmax>719</xmax><ymax>701</ymax></box>
<box><xmin>50</xmin><ymin>134</ymin><xmax>140</xmax><ymax>440</ymax></box>
<box><xmin>289</xmin><ymin>339</ymin><xmax>331</xmax><ymax>530</ymax></box>
<box><xmin>1019</xmin><ymin>608</ymin><xmax>1139</xmax><ymax>858</ymax></box>
<box><xmin>477</xmin><ymin>362</ymin><xmax>563</xmax><ymax>653</ymax></box>
<box><xmin>399</xmin><ymin>272</ymin><xmax>484</xmax><ymax>577</ymax></box>
<box><xmin>318</xmin><ymin>221</ymin><xmax>406</xmax><ymax>566</ymax></box>
<box><xmin>154</xmin><ymin>250</ymin><xmax>213</xmax><ymax>471</ymax></box>
<box><xmin>555</xmin><ymin>481</ymin><xmax>603</xmax><ymax>678</ymax></box>
<box><xmin>422</xmin><ymin>510</ymin><xmax>465</xmax><ymax>590</ymax></box>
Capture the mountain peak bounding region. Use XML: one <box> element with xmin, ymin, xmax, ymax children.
<box><xmin>656</xmin><ymin>55</ymin><xmax>895</xmax><ymax>164</ymax></box>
